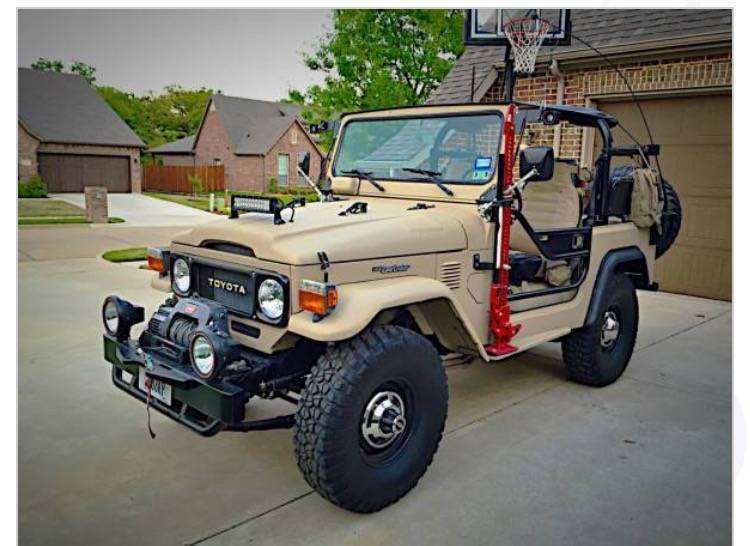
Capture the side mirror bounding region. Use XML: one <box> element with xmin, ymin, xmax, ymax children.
<box><xmin>520</xmin><ymin>146</ymin><xmax>555</xmax><ymax>181</ymax></box>
<box><xmin>298</xmin><ymin>151</ymin><xmax>310</xmax><ymax>177</ymax></box>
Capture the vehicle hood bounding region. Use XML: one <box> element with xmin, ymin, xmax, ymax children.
<box><xmin>172</xmin><ymin>199</ymin><xmax>469</xmax><ymax>265</ymax></box>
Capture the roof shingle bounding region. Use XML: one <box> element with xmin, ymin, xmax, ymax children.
<box><xmin>18</xmin><ymin>67</ymin><xmax>145</xmax><ymax>147</ymax></box>
<box><xmin>210</xmin><ymin>94</ymin><xmax>301</xmax><ymax>155</ymax></box>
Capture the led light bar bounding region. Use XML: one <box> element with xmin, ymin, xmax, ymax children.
<box><xmin>230</xmin><ymin>195</ymin><xmax>282</xmax><ymax>219</ymax></box>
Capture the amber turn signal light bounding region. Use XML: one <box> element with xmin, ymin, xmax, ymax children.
<box><xmin>299</xmin><ymin>280</ymin><xmax>338</xmax><ymax>316</ymax></box>
<box><xmin>147</xmin><ymin>247</ymin><xmax>169</xmax><ymax>275</ymax></box>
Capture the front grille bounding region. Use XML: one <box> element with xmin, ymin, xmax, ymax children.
<box><xmin>194</xmin><ymin>264</ymin><xmax>255</xmax><ymax>315</ymax></box>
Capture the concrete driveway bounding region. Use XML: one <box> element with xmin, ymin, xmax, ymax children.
<box><xmin>18</xmin><ymin>226</ymin><xmax>732</xmax><ymax>545</ymax></box>
<box><xmin>50</xmin><ymin>192</ymin><xmax>218</xmax><ymax>227</ymax></box>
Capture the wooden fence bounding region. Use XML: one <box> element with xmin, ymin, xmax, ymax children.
<box><xmin>142</xmin><ymin>165</ymin><xmax>225</xmax><ymax>193</ymax></box>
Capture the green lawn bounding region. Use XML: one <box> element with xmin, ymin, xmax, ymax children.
<box><xmin>19</xmin><ymin>198</ymin><xmax>85</xmax><ymax>217</ymax></box>
<box><xmin>102</xmin><ymin>247</ymin><xmax>147</xmax><ymax>262</ymax></box>
<box><xmin>145</xmin><ymin>192</ymin><xmax>220</xmax><ymax>213</ymax></box>
<box><xmin>18</xmin><ymin>198</ymin><xmax>124</xmax><ymax>225</ymax></box>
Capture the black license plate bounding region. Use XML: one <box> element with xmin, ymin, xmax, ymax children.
<box><xmin>196</xmin><ymin>265</ymin><xmax>254</xmax><ymax>315</ymax></box>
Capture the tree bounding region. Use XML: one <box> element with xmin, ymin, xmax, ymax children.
<box><xmin>98</xmin><ymin>85</ymin><xmax>216</xmax><ymax>147</ymax></box>
<box><xmin>31</xmin><ymin>58</ymin><xmax>63</xmax><ymax>72</ymax></box>
<box><xmin>29</xmin><ymin>58</ymin><xmax>96</xmax><ymax>84</ymax></box>
<box><xmin>288</xmin><ymin>9</ymin><xmax>464</xmax><ymax>148</ymax></box>
<box><xmin>70</xmin><ymin>61</ymin><xmax>97</xmax><ymax>84</ymax></box>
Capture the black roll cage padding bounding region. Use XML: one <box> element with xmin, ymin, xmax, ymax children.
<box><xmin>583</xmin><ymin>247</ymin><xmax>649</xmax><ymax>327</ymax></box>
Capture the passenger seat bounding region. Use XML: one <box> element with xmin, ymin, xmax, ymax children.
<box><xmin>509</xmin><ymin>160</ymin><xmax>582</xmax><ymax>287</ymax></box>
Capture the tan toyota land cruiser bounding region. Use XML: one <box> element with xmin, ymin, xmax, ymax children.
<box><xmin>100</xmin><ymin>101</ymin><xmax>681</xmax><ymax>513</ymax></box>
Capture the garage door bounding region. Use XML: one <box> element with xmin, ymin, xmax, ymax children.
<box><xmin>38</xmin><ymin>154</ymin><xmax>131</xmax><ymax>193</ymax></box>
<box><xmin>598</xmin><ymin>94</ymin><xmax>731</xmax><ymax>301</ymax></box>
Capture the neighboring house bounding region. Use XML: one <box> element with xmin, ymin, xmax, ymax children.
<box><xmin>429</xmin><ymin>9</ymin><xmax>732</xmax><ymax>301</ymax></box>
<box><xmin>149</xmin><ymin>95</ymin><xmax>323</xmax><ymax>192</ymax></box>
<box><xmin>18</xmin><ymin>67</ymin><xmax>145</xmax><ymax>192</ymax></box>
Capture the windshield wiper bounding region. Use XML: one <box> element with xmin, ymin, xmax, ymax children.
<box><xmin>340</xmin><ymin>169</ymin><xmax>385</xmax><ymax>192</ymax></box>
<box><xmin>402</xmin><ymin>168</ymin><xmax>454</xmax><ymax>196</ymax></box>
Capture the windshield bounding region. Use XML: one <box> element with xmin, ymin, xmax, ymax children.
<box><xmin>332</xmin><ymin>113</ymin><xmax>503</xmax><ymax>185</ymax></box>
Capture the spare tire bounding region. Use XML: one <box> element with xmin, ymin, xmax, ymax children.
<box><xmin>655</xmin><ymin>179</ymin><xmax>682</xmax><ymax>259</ymax></box>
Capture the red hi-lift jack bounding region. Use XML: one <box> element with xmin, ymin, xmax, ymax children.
<box><xmin>485</xmin><ymin>104</ymin><xmax>521</xmax><ymax>357</ymax></box>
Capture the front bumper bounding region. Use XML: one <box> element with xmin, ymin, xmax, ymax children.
<box><xmin>104</xmin><ymin>334</ymin><xmax>247</xmax><ymax>436</ymax></box>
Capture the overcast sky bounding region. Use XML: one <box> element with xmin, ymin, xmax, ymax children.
<box><xmin>18</xmin><ymin>9</ymin><xmax>331</xmax><ymax>100</ymax></box>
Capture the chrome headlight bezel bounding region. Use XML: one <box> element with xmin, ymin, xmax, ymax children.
<box><xmin>171</xmin><ymin>257</ymin><xmax>191</xmax><ymax>296</ymax></box>
<box><xmin>256</xmin><ymin>277</ymin><xmax>285</xmax><ymax>322</ymax></box>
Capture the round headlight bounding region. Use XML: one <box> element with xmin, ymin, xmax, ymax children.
<box><xmin>102</xmin><ymin>298</ymin><xmax>119</xmax><ymax>335</ymax></box>
<box><xmin>257</xmin><ymin>278</ymin><xmax>284</xmax><ymax>320</ymax></box>
<box><xmin>190</xmin><ymin>334</ymin><xmax>215</xmax><ymax>378</ymax></box>
<box><xmin>172</xmin><ymin>258</ymin><xmax>191</xmax><ymax>294</ymax></box>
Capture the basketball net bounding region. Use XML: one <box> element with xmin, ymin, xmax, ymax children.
<box><xmin>503</xmin><ymin>16</ymin><xmax>551</xmax><ymax>74</ymax></box>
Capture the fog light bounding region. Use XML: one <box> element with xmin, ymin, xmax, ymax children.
<box><xmin>190</xmin><ymin>334</ymin><xmax>216</xmax><ymax>379</ymax></box>
<box><xmin>101</xmin><ymin>296</ymin><xmax>145</xmax><ymax>340</ymax></box>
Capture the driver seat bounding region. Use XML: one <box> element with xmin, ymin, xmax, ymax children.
<box><xmin>509</xmin><ymin>160</ymin><xmax>582</xmax><ymax>286</ymax></box>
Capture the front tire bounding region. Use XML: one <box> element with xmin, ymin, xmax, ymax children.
<box><xmin>294</xmin><ymin>326</ymin><xmax>448</xmax><ymax>513</ymax></box>
<box><xmin>562</xmin><ymin>273</ymin><xmax>638</xmax><ymax>387</ymax></box>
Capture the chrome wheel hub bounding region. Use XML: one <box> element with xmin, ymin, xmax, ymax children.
<box><xmin>361</xmin><ymin>390</ymin><xmax>407</xmax><ymax>450</ymax></box>
<box><xmin>600</xmin><ymin>310</ymin><xmax>620</xmax><ymax>349</ymax></box>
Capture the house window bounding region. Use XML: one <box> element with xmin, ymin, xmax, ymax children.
<box><xmin>291</xmin><ymin>128</ymin><xmax>298</xmax><ymax>145</ymax></box>
<box><xmin>278</xmin><ymin>153</ymin><xmax>289</xmax><ymax>186</ymax></box>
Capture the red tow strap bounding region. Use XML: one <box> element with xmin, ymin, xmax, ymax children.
<box><xmin>485</xmin><ymin>104</ymin><xmax>521</xmax><ymax>357</ymax></box>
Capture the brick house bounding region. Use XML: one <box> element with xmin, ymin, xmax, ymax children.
<box><xmin>18</xmin><ymin>67</ymin><xmax>145</xmax><ymax>192</ymax></box>
<box><xmin>149</xmin><ymin>95</ymin><xmax>323</xmax><ymax>192</ymax></box>
<box><xmin>429</xmin><ymin>9</ymin><xmax>731</xmax><ymax>301</ymax></box>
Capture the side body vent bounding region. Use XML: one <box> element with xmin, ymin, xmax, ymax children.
<box><xmin>440</xmin><ymin>261</ymin><xmax>462</xmax><ymax>290</ymax></box>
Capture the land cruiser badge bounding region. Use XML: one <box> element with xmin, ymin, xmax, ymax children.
<box><xmin>372</xmin><ymin>264</ymin><xmax>411</xmax><ymax>274</ymax></box>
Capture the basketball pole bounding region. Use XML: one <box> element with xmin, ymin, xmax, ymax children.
<box><xmin>502</xmin><ymin>47</ymin><xmax>516</xmax><ymax>101</ymax></box>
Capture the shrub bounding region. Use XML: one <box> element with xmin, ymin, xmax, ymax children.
<box><xmin>267</xmin><ymin>178</ymin><xmax>279</xmax><ymax>194</ymax></box>
<box><xmin>18</xmin><ymin>175</ymin><xmax>47</xmax><ymax>198</ymax></box>
<box><xmin>188</xmin><ymin>175</ymin><xmax>203</xmax><ymax>197</ymax></box>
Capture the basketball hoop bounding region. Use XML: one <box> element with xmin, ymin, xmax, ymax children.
<box><xmin>503</xmin><ymin>16</ymin><xmax>551</xmax><ymax>74</ymax></box>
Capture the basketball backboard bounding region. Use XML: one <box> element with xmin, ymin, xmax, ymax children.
<box><xmin>464</xmin><ymin>9</ymin><xmax>571</xmax><ymax>46</ymax></box>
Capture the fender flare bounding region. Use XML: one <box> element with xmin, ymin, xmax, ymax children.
<box><xmin>287</xmin><ymin>276</ymin><xmax>484</xmax><ymax>352</ymax></box>
<box><xmin>584</xmin><ymin>246</ymin><xmax>649</xmax><ymax>328</ymax></box>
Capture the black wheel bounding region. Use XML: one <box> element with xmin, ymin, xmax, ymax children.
<box><xmin>656</xmin><ymin>179</ymin><xmax>682</xmax><ymax>259</ymax></box>
<box><xmin>562</xmin><ymin>274</ymin><xmax>638</xmax><ymax>387</ymax></box>
<box><xmin>294</xmin><ymin>325</ymin><xmax>448</xmax><ymax>513</ymax></box>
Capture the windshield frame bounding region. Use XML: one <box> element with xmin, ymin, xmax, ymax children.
<box><xmin>331</xmin><ymin>110</ymin><xmax>505</xmax><ymax>187</ymax></box>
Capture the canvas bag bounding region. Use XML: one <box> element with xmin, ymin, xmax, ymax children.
<box><xmin>629</xmin><ymin>167</ymin><xmax>663</xmax><ymax>230</ymax></box>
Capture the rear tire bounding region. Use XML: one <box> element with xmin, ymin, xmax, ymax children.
<box><xmin>655</xmin><ymin>179</ymin><xmax>681</xmax><ymax>259</ymax></box>
<box><xmin>562</xmin><ymin>273</ymin><xmax>638</xmax><ymax>387</ymax></box>
<box><xmin>294</xmin><ymin>326</ymin><xmax>448</xmax><ymax>513</ymax></box>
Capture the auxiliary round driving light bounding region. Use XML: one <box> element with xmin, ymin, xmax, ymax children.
<box><xmin>103</xmin><ymin>298</ymin><xmax>119</xmax><ymax>335</ymax></box>
<box><xmin>190</xmin><ymin>333</ymin><xmax>216</xmax><ymax>379</ymax></box>
<box><xmin>101</xmin><ymin>296</ymin><xmax>145</xmax><ymax>341</ymax></box>
<box><xmin>188</xmin><ymin>328</ymin><xmax>243</xmax><ymax>382</ymax></box>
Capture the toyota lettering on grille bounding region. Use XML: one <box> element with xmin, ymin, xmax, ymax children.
<box><xmin>207</xmin><ymin>277</ymin><xmax>247</xmax><ymax>295</ymax></box>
